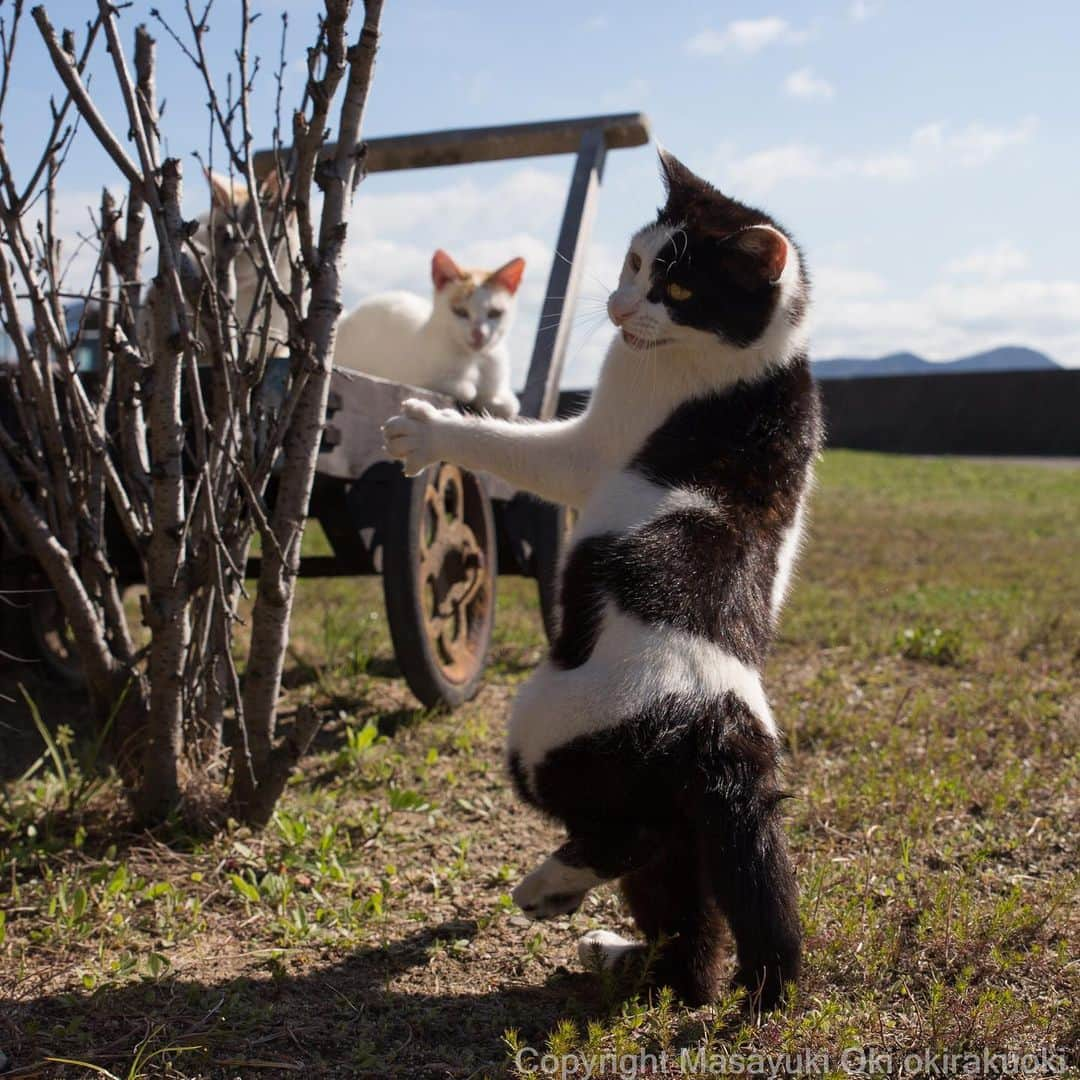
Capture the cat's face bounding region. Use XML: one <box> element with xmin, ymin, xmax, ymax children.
<box><xmin>201</xmin><ymin>169</ymin><xmax>292</xmax><ymax>285</ymax></box>
<box><xmin>607</xmin><ymin>151</ymin><xmax>806</xmax><ymax>356</ymax></box>
<box><xmin>431</xmin><ymin>249</ymin><xmax>525</xmax><ymax>352</ymax></box>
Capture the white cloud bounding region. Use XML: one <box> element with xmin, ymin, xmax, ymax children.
<box><xmin>814</xmin><ymin>266</ymin><xmax>888</xmax><ymax>298</ymax></box>
<box><xmin>686</xmin><ymin>17</ymin><xmax>797</xmax><ymax>56</ymax></box>
<box><xmin>784</xmin><ymin>67</ymin><xmax>835</xmax><ymax>101</ymax></box>
<box><xmin>912</xmin><ymin>117</ymin><xmax>1037</xmax><ymax>165</ymax></box>
<box><xmin>848</xmin><ymin>0</ymin><xmax>878</xmax><ymax>21</ymax></box>
<box><xmin>812</xmin><ymin>270</ymin><xmax>1080</xmax><ymax>366</ymax></box>
<box><xmin>721</xmin><ymin>144</ymin><xmax>828</xmax><ymax>192</ymax></box>
<box><xmin>718</xmin><ymin>117</ymin><xmax>1037</xmax><ymax>196</ymax></box>
<box><xmin>946</xmin><ymin>244</ymin><xmax>1030</xmax><ymax>279</ymax></box>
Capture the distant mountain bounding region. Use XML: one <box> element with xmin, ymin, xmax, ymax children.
<box><xmin>812</xmin><ymin>346</ymin><xmax>1062</xmax><ymax>379</ymax></box>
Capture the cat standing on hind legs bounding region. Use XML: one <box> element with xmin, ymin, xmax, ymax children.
<box><xmin>384</xmin><ymin>150</ymin><xmax>822</xmax><ymax>1010</ymax></box>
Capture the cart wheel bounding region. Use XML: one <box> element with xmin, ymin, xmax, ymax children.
<box><xmin>28</xmin><ymin>591</ymin><xmax>86</xmax><ymax>688</ymax></box>
<box><xmin>535</xmin><ymin>502</ymin><xmax>576</xmax><ymax>644</ymax></box>
<box><xmin>383</xmin><ymin>463</ymin><xmax>497</xmax><ymax>709</ymax></box>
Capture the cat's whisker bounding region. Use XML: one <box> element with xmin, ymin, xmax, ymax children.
<box><xmin>535</xmin><ymin>311</ymin><xmax>610</xmax><ymax>335</ymax></box>
<box><xmin>552</xmin><ymin>247</ymin><xmax>611</xmax><ymax>297</ymax></box>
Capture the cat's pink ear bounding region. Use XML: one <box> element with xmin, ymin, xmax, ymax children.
<box><xmin>258</xmin><ymin>168</ymin><xmax>288</xmax><ymax>205</ymax></box>
<box><xmin>732</xmin><ymin>225</ymin><xmax>789</xmax><ymax>284</ymax></box>
<box><xmin>432</xmin><ymin>249</ymin><xmax>464</xmax><ymax>290</ymax></box>
<box><xmin>488</xmin><ymin>257</ymin><xmax>525</xmax><ymax>295</ymax></box>
<box><xmin>206</xmin><ymin>168</ymin><xmax>248</xmax><ymax>211</ymax></box>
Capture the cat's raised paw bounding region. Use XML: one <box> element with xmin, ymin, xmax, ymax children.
<box><xmin>400</xmin><ymin>397</ymin><xmax>440</xmax><ymax>421</ymax></box>
<box><xmin>511</xmin><ymin>855</ymin><xmax>601</xmax><ymax>921</ymax></box>
<box><xmin>382</xmin><ymin>398</ymin><xmax>446</xmax><ymax>476</ymax></box>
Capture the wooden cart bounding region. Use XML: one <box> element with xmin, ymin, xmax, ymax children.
<box><xmin>3</xmin><ymin>113</ymin><xmax>651</xmax><ymax>709</ymax></box>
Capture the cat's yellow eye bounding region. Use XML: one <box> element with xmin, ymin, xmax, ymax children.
<box><xmin>667</xmin><ymin>282</ymin><xmax>693</xmax><ymax>302</ymax></box>
<box><xmin>452</xmin><ymin>306</ymin><xmax>469</xmax><ymax>318</ymax></box>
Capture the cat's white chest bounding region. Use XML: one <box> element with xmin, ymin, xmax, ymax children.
<box><xmin>573</xmin><ymin>468</ymin><xmax>720</xmax><ymax>543</ymax></box>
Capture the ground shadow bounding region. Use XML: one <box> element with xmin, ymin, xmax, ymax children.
<box><xmin>4</xmin><ymin>919</ymin><xmax>616</xmax><ymax>1079</ymax></box>
<box><xmin>0</xmin><ymin>665</ymin><xmax>94</xmax><ymax>781</ymax></box>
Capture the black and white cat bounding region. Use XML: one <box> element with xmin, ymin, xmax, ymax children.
<box><xmin>384</xmin><ymin>151</ymin><xmax>822</xmax><ymax>1009</ymax></box>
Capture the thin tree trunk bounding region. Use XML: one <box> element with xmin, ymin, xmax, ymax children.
<box><xmin>233</xmin><ymin>0</ymin><xmax>383</xmax><ymax>824</ymax></box>
<box><xmin>139</xmin><ymin>158</ymin><xmax>191</xmax><ymax>821</ymax></box>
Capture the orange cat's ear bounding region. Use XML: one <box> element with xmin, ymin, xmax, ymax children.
<box><xmin>488</xmin><ymin>256</ymin><xmax>525</xmax><ymax>295</ymax></box>
<box><xmin>258</xmin><ymin>168</ymin><xmax>288</xmax><ymax>205</ymax></box>
<box><xmin>205</xmin><ymin>168</ymin><xmax>248</xmax><ymax>211</ymax></box>
<box><xmin>432</xmin><ymin>249</ymin><xmax>464</xmax><ymax>290</ymax></box>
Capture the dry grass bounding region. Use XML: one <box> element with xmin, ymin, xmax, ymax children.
<box><xmin>1</xmin><ymin>451</ymin><xmax>1078</xmax><ymax>1078</ymax></box>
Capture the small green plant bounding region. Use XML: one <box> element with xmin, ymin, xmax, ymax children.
<box><xmin>896</xmin><ymin>624</ymin><xmax>965</xmax><ymax>665</ymax></box>
<box><xmin>334</xmin><ymin>719</ymin><xmax>381</xmax><ymax>769</ymax></box>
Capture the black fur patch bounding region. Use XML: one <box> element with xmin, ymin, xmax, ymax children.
<box><xmin>550</xmin><ymin>358</ymin><xmax>821</xmax><ymax>670</ymax></box>
<box><xmin>507</xmin><ymin>750</ymin><xmax>533</xmax><ymax>807</ymax></box>
<box><xmin>649</xmin><ymin>152</ymin><xmax>809</xmax><ymax>348</ymax></box>
<box><xmin>527</xmin><ymin>691</ymin><xmax>799</xmax><ymax>1008</ymax></box>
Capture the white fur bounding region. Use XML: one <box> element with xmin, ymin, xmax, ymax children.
<box><xmin>508</xmin><ymin>604</ymin><xmax>776</xmax><ymax>785</ymax></box>
<box><xmin>573</xmin><ymin>470</ymin><xmax>720</xmax><ymax>543</ymax></box>
<box><xmin>512</xmin><ymin>855</ymin><xmax>604</xmax><ymax>920</ymax></box>
<box><xmin>577</xmin><ymin>929</ymin><xmax>641</xmax><ymax>971</ymax></box>
<box><xmin>770</xmin><ymin>487</ymin><xmax>809</xmax><ymax>619</ymax></box>
<box><xmin>335</xmin><ymin>280</ymin><xmax>520</xmax><ymax>418</ymax></box>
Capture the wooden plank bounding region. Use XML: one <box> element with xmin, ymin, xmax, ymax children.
<box><xmin>313</xmin><ymin>367</ymin><xmax>517</xmax><ymax>500</ymax></box>
<box><xmin>520</xmin><ymin>128</ymin><xmax>607</xmax><ymax>420</ymax></box>
<box><xmin>314</xmin><ymin>369</ymin><xmax>448</xmax><ymax>481</ymax></box>
<box><xmin>254</xmin><ymin>112</ymin><xmax>649</xmax><ymax>176</ymax></box>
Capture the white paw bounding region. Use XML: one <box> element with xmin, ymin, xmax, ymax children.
<box><xmin>577</xmin><ymin>929</ymin><xmax>641</xmax><ymax>972</ymax></box>
<box><xmin>481</xmin><ymin>393</ymin><xmax>520</xmax><ymax>420</ymax></box>
<box><xmin>455</xmin><ymin>380</ymin><xmax>479</xmax><ymax>404</ymax></box>
<box><xmin>511</xmin><ymin>855</ymin><xmax>601</xmax><ymax>921</ymax></box>
<box><xmin>381</xmin><ymin>397</ymin><xmax>448</xmax><ymax>477</ymax></box>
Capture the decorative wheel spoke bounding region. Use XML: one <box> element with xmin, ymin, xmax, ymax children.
<box><xmin>416</xmin><ymin>464</ymin><xmax>492</xmax><ymax>683</ymax></box>
<box><xmin>383</xmin><ymin>458</ymin><xmax>496</xmax><ymax>709</ymax></box>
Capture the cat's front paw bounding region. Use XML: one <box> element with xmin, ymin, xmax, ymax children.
<box><xmin>512</xmin><ymin>857</ymin><xmax>594</xmax><ymax>921</ymax></box>
<box><xmin>480</xmin><ymin>392</ymin><xmax>520</xmax><ymax>420</ymax></box>
<box><xmin>382</xmin><ymin>397</ymin><xmax>452</xmax><ymax>477</ymax></box>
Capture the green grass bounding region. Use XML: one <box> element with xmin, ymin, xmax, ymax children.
<box><xmin>1</xmin><ymin>451</ymin><xmax>1078</xmax><ymax>1078</ymax></box>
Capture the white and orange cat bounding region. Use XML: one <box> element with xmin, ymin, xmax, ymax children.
<box><xmin>334</xmin><ymin>249</ymin><xmax>524</xmax><ymax>418</ymax></box>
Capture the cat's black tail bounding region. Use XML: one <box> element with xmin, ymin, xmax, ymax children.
<box><xmin>698</xmin><ymin>742</ymin><xmax>802</xmax><ymax>1010</ymax></box>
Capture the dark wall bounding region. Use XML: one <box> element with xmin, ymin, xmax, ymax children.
<box><xmin>558</xmin><ymin>369</ymin><xmax>1080</xmax><ymax>456</ymax></box>
<box><xmin>816</xmin><ymin>369</ymin><xmax>1080</xmax><ymax>456</ymax></box>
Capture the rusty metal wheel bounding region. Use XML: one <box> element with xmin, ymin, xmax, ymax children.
<box><xmin>383</xmin><ymin>463</ymin><xmax>497</xmax><ymax>709</ymax></box>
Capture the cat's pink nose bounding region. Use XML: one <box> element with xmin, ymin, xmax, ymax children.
<box><xmin>607</xmin><ymin>292</ymin><xmax>640</xmax><ymax>325</ymax></box>
<box><xmin>470</xmin><ymin>328</ymin><xmax>486</xmax><ymax>348</ymax></box>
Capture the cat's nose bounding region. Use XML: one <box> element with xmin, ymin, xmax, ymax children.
<box><xmin>470</xmin><ymin>327</ymin><xmax>486</xmax><ymax>348</ymax></box>
<box><xmin>607</xmin><ymin>292</ymin><xmax>641</xmax><ymax>325</ymax></box>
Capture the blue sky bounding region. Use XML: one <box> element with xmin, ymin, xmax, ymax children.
<box><xmin>5</xmin><ymin>1</ymin><xmax>1078</xmax><ymax>385</ymax></box>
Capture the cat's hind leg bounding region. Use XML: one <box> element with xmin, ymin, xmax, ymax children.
<box><xmin>700</xmin><ymin>764</ymin><xmax>802</xmax><ymax>1010</ymax></box>
<box><xmin>572</xmin><ymin>832</ymin><xmax>727</xmax><ymax>1006</ymax></box>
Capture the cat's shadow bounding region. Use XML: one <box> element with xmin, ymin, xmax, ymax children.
<box><xmin>6</xmin><ymin>919</ymin><xmax>617</xmax><ymax>1076</ymax></box>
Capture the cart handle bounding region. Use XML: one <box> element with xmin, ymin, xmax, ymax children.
<box><xmin>255</xmin><ymin>112</ymin><xmax>653</xmax><ymax>423</ymax></box>
<box><xmin>254</xmin><ymin>112</ymin><xmax>649</xmax><ymax>175</ymax></box>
